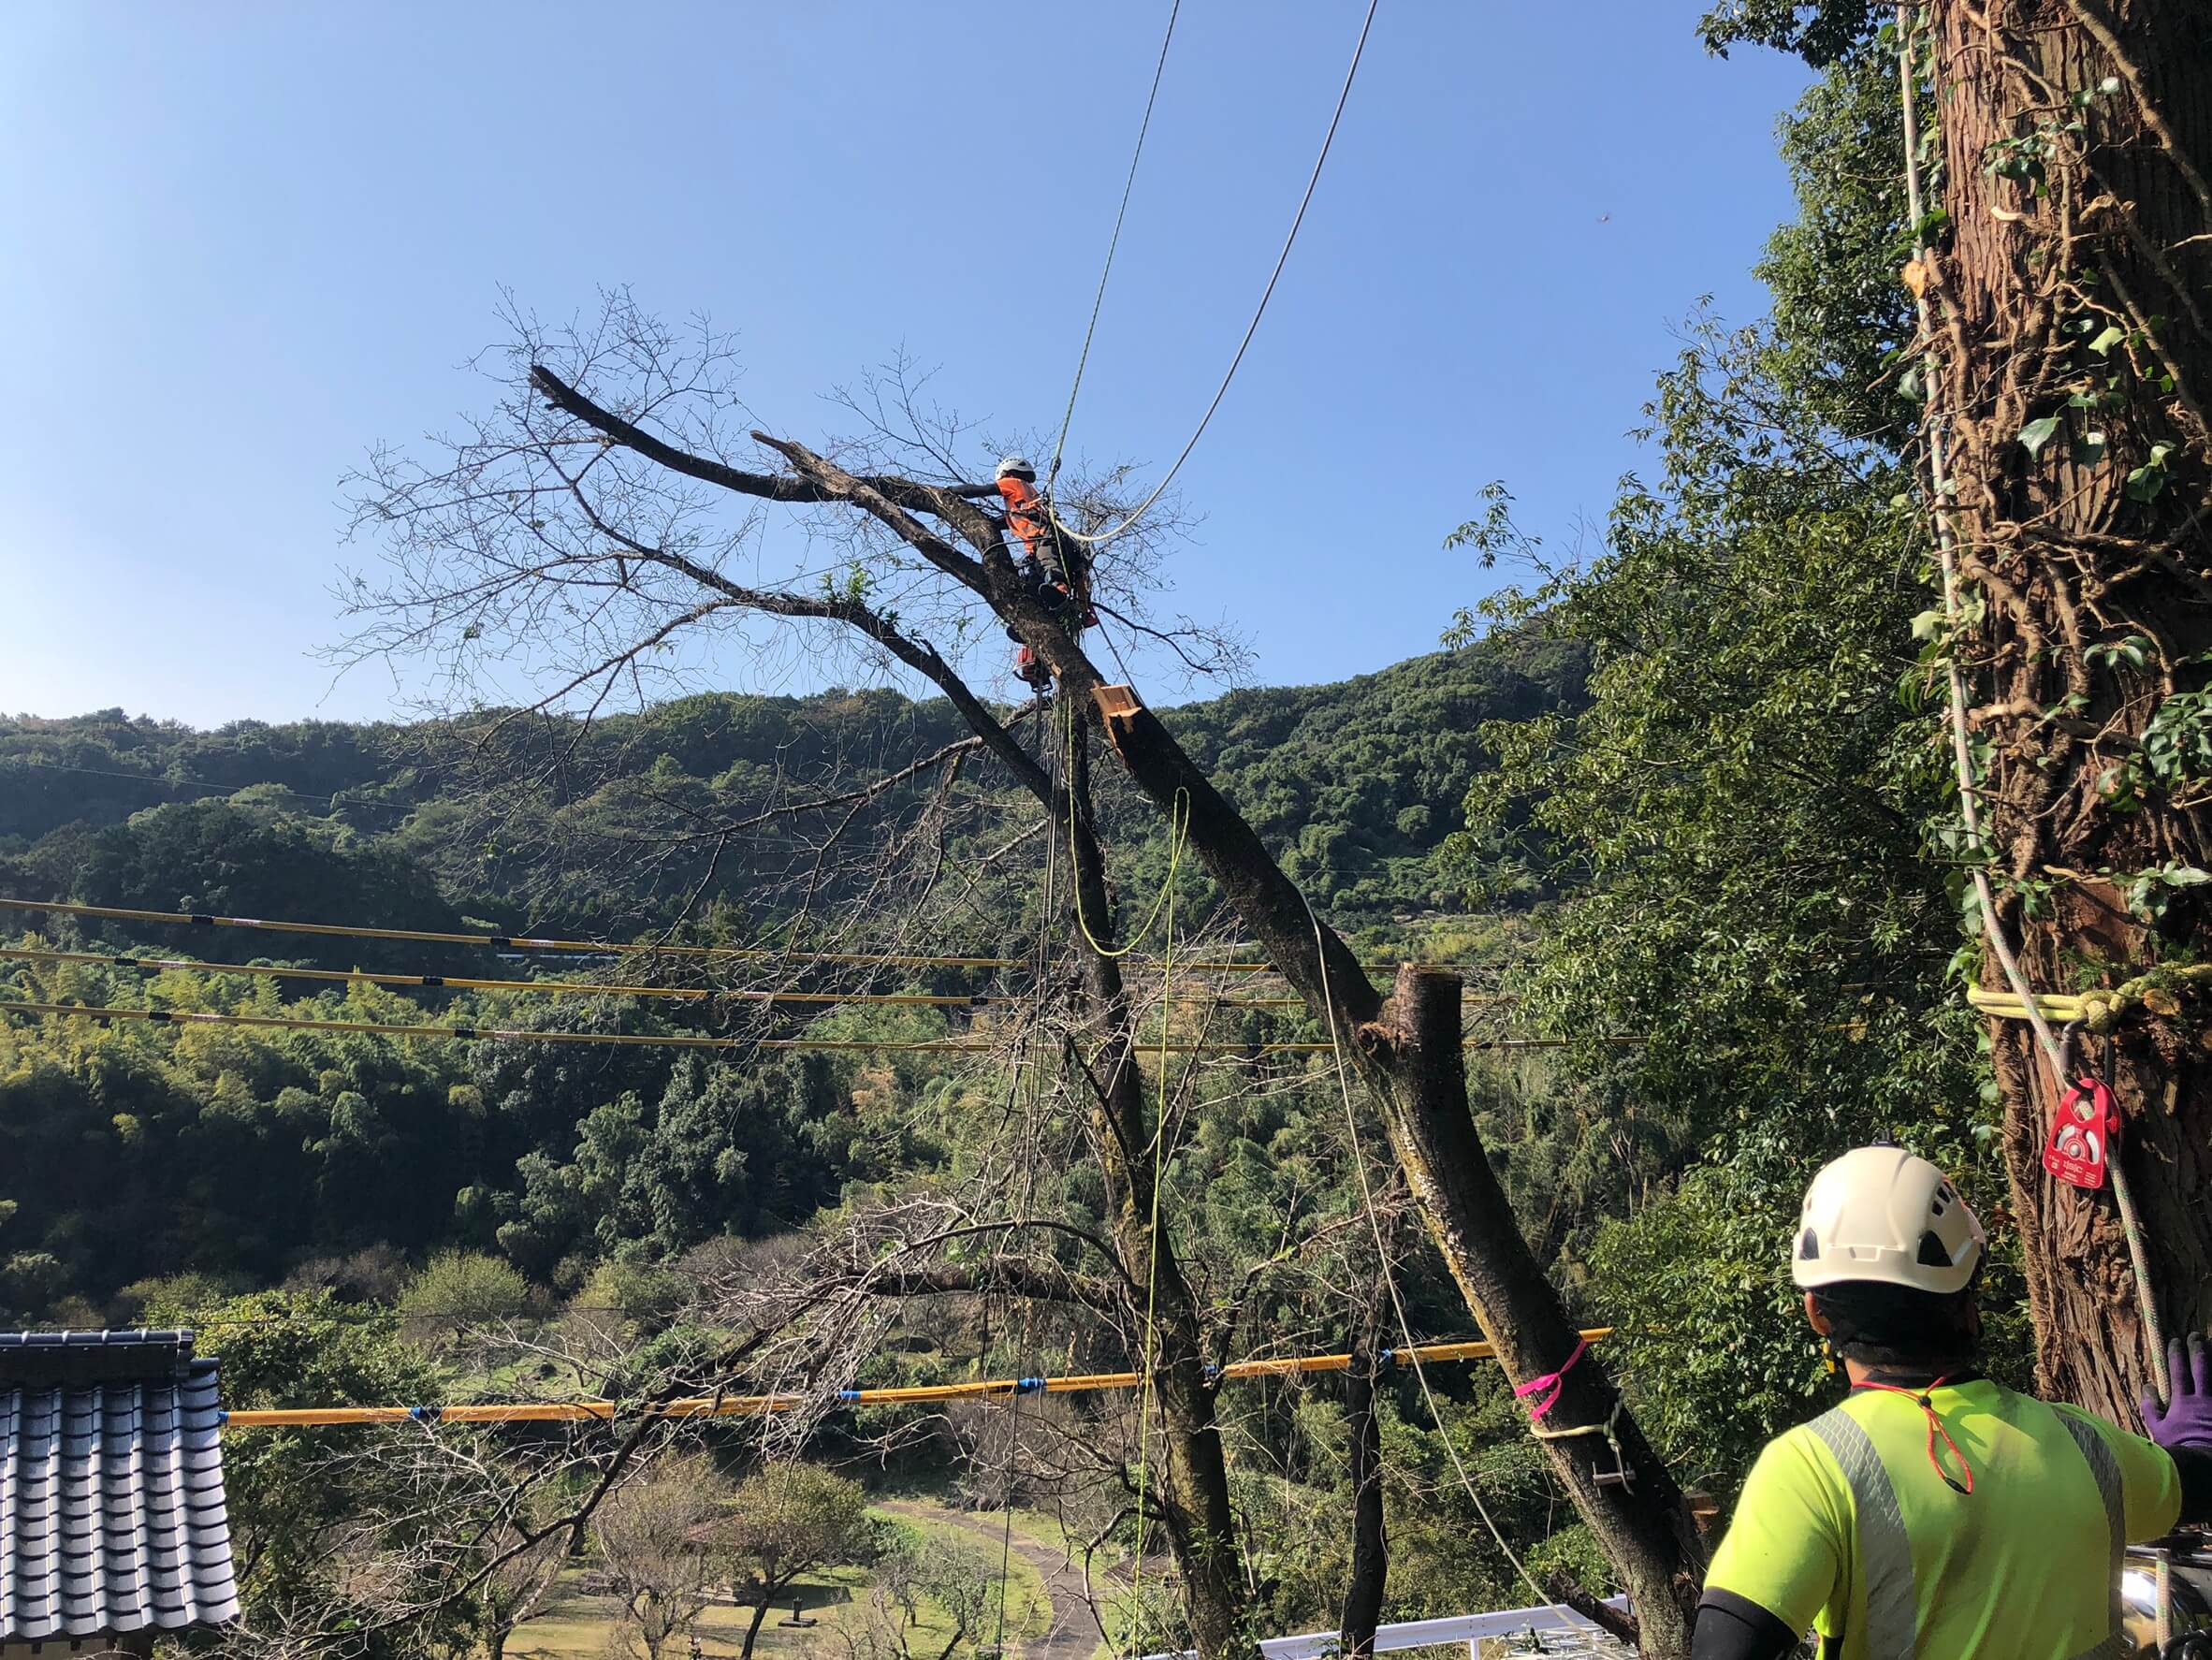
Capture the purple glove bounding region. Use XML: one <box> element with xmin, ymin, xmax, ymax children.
<box><xmin>2143</xmin><ymin>1334</ymin><xmax>2212</xmax><ymax>1449</ymax></box>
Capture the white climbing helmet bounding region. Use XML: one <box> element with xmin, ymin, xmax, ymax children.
<box><xmin>1792</xmin><ymin>1145</ymin><xmax>1986</xmax><ymax>1295</ymax></box>
<box><xmin>997</xmin><ymin>455</ymin><xmax>1036</xmax><ymax>480</ymax></box>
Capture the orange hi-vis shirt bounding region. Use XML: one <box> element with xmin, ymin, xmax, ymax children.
<box><xmin>997</xmin><ymin>474</ymin><xmax>1050</xmax><ymax>562</ymax></box>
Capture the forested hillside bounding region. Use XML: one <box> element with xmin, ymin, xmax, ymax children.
<box><xmin>2</xmin><ymin>632</ymin><xmax>1581</xmax><ymax>943</ymax></box>
<box><xmin>0</xmin><ymin>633</ymin><xmax>1581</xmax><ymax>1322</ymax></box>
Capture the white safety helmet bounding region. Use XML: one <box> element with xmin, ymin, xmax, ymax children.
<box><xmin>997</xmin><ymin>455</ymin><xmax>1036</xmax><ymax>480</ymax></box>
<box><xmin>1792</xmin><ymin>1146</ymin><xmax>1985</xmax><ymax>1295</ymax></box>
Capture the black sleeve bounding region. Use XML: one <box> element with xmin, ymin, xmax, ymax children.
<box><xmin>949</xmin><ymin>482</ymin><xmax>1000</xmax><ymax>500</ymax></box>
<box><xmin>1694</xmin><ymin>1589</ymin><xmax>1802</xmax><ymax>1660</ymax></box>
<box><xmin>2174</xmin><ymin>1446</ymin><xmax>2212</xmax><ymax>1525</ymax></box>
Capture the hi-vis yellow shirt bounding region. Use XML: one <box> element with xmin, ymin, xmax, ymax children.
<box><xmin>1707</xmin><ymin>1380</ymin><xmax>2179</xmax><ymax>1660</ymax></box>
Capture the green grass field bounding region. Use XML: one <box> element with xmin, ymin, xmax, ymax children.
<box><xmin>505</xmin><ymin>1507</ymin><xmax>1052</xmax><ymax>1660</ymax></box>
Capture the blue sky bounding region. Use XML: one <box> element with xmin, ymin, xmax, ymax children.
<box><xmin>0</xmin><ymin>4</ymin><xmax>1810</xmax><ymax>727</ymax></box>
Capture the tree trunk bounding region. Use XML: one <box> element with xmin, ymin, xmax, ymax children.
<box><xmin>740</xmin><ymin>1591</ymin><xmax>774</xmax><ymax>1660</ymax></box>
<box><xmin>1926</xmin><ymin>0</ymin><xmax>2212</xmax><ymax>1420</ymax></box>
<box><xmin>1339</xmin><ymin>1319</ymin><xmax>1387</xmax><ymax>1660</ymax></box>
<box><xmin>1083</xmin><ymin>689</ymin><xmax>1703</xmax><ymax>1658</ymax></box>
<box><xmin>1059</xmin><ymin>713</ymin><xmax>1254</xmax><ymax>1660</ymax></box>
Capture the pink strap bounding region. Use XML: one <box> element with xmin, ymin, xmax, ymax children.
<box><xmin>1514</xmin><ymin>1337</ymin><xmax>1587</xmax><ymax>1422</ymax></box>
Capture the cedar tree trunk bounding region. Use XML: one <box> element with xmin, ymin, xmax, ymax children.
<box><xmin>1925</xmin><ymin>0</ymin><xmax>2212</xmax><ymax>1419</ymax></box>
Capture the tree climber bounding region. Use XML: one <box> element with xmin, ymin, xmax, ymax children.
<box><xmin>956</xmin><ymin>456</ymin><xmax>1090</xmax><ymax>689</ymax></box>
<box><xmin>1693</xmin><ymin>1145</ymin><xmax>2212</xmax><ymax>1660</ymax></box>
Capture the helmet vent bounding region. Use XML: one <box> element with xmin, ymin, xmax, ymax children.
<box><xmin>1915</xmin><ymin>1230</ymin><xmax>1954</xmax><ymax>1268</ymax></box>
<box><xmin>1798</xmin><ymin>1229</ymin><xmax>1820</xmax><ymax>1260</ymax></box>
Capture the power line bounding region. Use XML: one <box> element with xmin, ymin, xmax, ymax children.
<box><xmin>0</xmin><ymin>947</ymin><xmax>1005</xmax><ymax>1009</ymax></box>
<box><xmin>1054</xmin><ymin>0</ymin><xmax>1384</xmax><ymax>548</ymax></box>
<box><xmin>1045</xmin><ymin>0</ymin><xmax>1185</xmax><ymax>488</ymax></box>
<box><xmin>2</xmin><ymin>756</ymin><xmax>412</xmax><ymax>816</ymax></box>
<box><xmin>0</xmin><ymin>896</ymin><xmax>1466</xmax><ymax>978</ymax></box>
<box><xmin>0</xmin><ymin>944</ymin><xmax>1470</xmax><ymax>1014</ymax></box>
<box><xmin>0</xmin><ymin>998</ymin><xmax>1640</xmax><ymax>1056</ymax></box>
<box><xmin>216</xmin><ymin>1329</ymin><xmax>1611</xmax><ymax>1430</ymax></box>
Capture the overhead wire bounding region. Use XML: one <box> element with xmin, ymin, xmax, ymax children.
<box><xmin>1045</xmin><ymin>0</ymin><xmax>1185</xmax><ymax>492</ymax></box>
<box><xmin>0</xmin><ymin>947</ymin><xmax>1001</xmax><ymax>1008</ymax></box>
<box><xmin>214</xmin><ymin>1330</ymin><xmax>1611</xmax><ymax>1430</ymax></box>
<box><xmin>0</xmin><ymin>998</ymin><xmax>1630</xmax><ymax>1056</ymax></box>
<box><xmin>0</xmin><ymin>942</ymin><xmax>1496</xmax><ymax>1013</ymax></box>
<box><xmin>0</xmin><ymin>896</ymin><xmax>1462</xmax><ymax>978</ymax></box>
<box><xmin>1051</xmin><ymin>0</ymin><xmax>1384</xmax><ymax>548</ymax></box>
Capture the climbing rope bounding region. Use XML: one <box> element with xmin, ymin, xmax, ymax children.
<box><xmin>1051</xmin><ymin>0</ymin><xmax>1383</xmax><ymax>549</ymax></box>
<box><xmin>1894</xmin><ymin>6</ymin><xmax>2168</xmax><ymax>1398</ymax></box>
<box><xmin>1063</xmin><ymin>697</ymin><xmax>1191</xmax><ymax>959</ymax></box>
<box><xmin>1125</xmin><ymin>766</ymin><xmax>1189</xmax><ymax>1657</ymax></box>
<box><xmin>1045</xmin><ymin>0</ymin><xmax>1185</xmax><ymax>494</ymax></box>
<box><xmin>1301</xmin><ymin>889</ymin><xmax>1570</xmax><ymax>1622</ymax></box>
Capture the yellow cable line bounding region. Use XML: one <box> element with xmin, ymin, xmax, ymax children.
<box><xmin>0</xmin><ymin>999</ymin><xmax>1631</xmax><ymax>1055</ymax></box>
<box><xmin>0</xmin><ymin>944</ymin><xmax>1506</xmax><ymax>1012</ymax></box>
<box><xmin>0</xmin><ymin>896</ymin><xmax>1459</xmax><ymax>978</ymax></box>
<box><xmin>0</xmin><ymin>948</ymin><xmax>997</xmax><ymax>1008</ymax></box>
<box><xmin>217</xmin><ymin>1329</ymin><xmax>1611</xmax><ymax>1430</ymax></box>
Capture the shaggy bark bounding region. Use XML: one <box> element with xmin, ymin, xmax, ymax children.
<box><xmin>1925</xmin><ymin>0</ymin><xmax>2212</xmax><ymax>1419</ymax></box>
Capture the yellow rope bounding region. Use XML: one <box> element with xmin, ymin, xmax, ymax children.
<box><xmin>215</xmin><ymin>1330</ymin><xmax>1609</xmax><ymax>1429</ymax></box>
<box><xmin>1064</xmin><ymin>696</ymin><xmax>1189</xmax><ymax>959</ymax></box>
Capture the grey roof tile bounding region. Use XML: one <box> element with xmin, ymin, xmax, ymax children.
<box><xmin>0</xmin><ymin>1330</ymin><xmax>241</xmax><ymax>1640</ymax></box>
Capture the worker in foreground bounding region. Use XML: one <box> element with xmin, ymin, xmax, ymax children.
<box><xmin>958</xmin><ymin>456</ymin><xmax>1090</xmax><ymax>689</ymax></box>
<box><xmin>1695</xmin><ymin>1145</ymin><xmax>2212</xmax><ymax>1660</ymax></box>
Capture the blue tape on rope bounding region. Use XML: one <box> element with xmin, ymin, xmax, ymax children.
<box><xmin>1015</xmin><ymin>1376</ymin><xmax>1045</xmax><ymax>1394</ymax></box>
<box><xmin>1377</xmin><ymin>1347</ymin><xmax>1394</xmax><ymax>1366</ymax></box>
<box><xmin>411</xmin><ymin>1405</ymin><xmax>443</xmax><ymax>1423</ymax></box>
<box><xmin>837</xmin><ymin>1389</ymin><xmax>862</xmax><ymax>1402</ymax></box>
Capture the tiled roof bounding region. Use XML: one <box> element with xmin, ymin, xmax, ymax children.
<box><xmin>0</xmin><ymin>1329</ymin><xmax>240</xmax><ymax>1641</ymax></box>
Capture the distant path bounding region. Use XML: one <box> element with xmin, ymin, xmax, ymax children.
<box><xmin>881</xmin><ymin>1500</ymin><xmax>1103</xmax><ymax>1660</ymax></box>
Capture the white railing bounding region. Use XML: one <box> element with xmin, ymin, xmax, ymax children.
<box><xmin>1140</xmin><ymin>1598</ymin><xmax>1634</xmax><ymax>1660</ymax></box>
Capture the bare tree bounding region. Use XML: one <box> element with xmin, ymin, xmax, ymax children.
<box><xmin>343</xmin><ymin>292</ymin><xmax>1701</xmax><ymax>1655</ymax></box>
<box><xmin>593</xmin><ymin>1454</ymin><xmax>732</xmax><ymax>1660</ymax></box>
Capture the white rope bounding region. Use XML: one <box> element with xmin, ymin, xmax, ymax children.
<box><xmin>1302</xmin><ymin>891</ymin><xmax>1569</xmax><ymax>1621</ymax></box>
<box><xmin>1054</xmin><ymin>0</ymin><xmax>1382</xmax><ymax>548</ymax></box>
<box><xmin>1046</xmin><ymin>0</ymin><xmax>1185</xmax><ymax>491</ymax></box>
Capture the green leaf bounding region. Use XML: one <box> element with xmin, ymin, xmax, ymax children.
<box><xmin>2072</xmin><ymin>431</ymin><xmax>2108</xmax><ymax>466</ymax></box>
<box><xmin>2086</xmin><ymin>325</ymin><xmax>2126</xmax><ymax>357</ymax></box>
<box><xmin>2017</xmin><ymin>415</ymin><xmax>2061</xmax><ymax>457</ymax></box>
<box><xmin>2126</xmin><ymin>462</ymin><xmax>2170</xmax><ymax>502</ymax></box>
<box><xmin>1911</xmin><ymin>608</ymin><xmax>1947</xmax><ymax>642</ymax></box>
